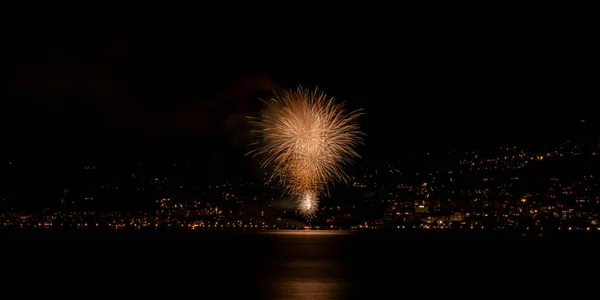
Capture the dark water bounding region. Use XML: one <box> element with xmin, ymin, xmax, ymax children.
<box><xmin>4</xmin><ymin>230</ymin><xmax>598</xmax><ymax>298</ymax></box>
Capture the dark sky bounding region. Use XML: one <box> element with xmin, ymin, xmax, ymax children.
<box><xmin>2</xmin><ymin>20</ymin><xmax>595</xmax><ymax>163</ymax></box>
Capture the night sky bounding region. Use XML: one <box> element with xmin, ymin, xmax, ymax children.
<box><xmin>2</xmin><ymin>21</ymin><xmax>594</xmax><ymax>164</ymax></box>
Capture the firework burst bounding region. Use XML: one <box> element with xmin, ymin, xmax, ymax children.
<box><xmin>248</xmin><ymin>87</ymin><xmax>363</xmax><ymax>217</ymax></box>
<box><xmin>297</xmin><ymin>189</ymin><xmax>319</xmax><ymax>218</ymax></box>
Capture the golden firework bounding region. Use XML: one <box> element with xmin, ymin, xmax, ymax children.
<box><xmin>297</xmin><ymin>189</ymin><xmax>319</xmax><ymax>217</ymax></box>
<box><xmin>248</xmin><ymin>87</ymin><xmax>363</xmax><ymax>216</ymax></box>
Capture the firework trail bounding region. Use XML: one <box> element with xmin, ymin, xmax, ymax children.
<box><xmin>248</xmin><ymin>87</ymin><xmax>363</xmax><ymax>218</ymax></box>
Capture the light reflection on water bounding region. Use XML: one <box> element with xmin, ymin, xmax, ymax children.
<box><xmin>257</xmin><ymin>230</ymin><xmax>354</xmax><ymax>236</ymax></box>
<box><xmin>268</xmin><ymin>276</ymin><xmax>346</xmax><ymax>300</ymax></box>
<box><xmin>259</xmin><ymin>230</ymin><xmax>352</xmax><ymax>299</ymax></box>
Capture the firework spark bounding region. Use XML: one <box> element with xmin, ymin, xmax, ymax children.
<box><xmin>248</xmin><ymin>87</ymin><xmax>363</xmax><ymax>217</ymax></box>
<box><xmin>297</xmin><ymin>189</ymin><xmax>319</xmax><ymax>217</ymax></box>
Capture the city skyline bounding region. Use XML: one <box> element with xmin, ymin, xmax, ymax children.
<box><xmin>3</xmin><ymin>131</ymin><xmax>600</xmax><ymax>235</ymax></box>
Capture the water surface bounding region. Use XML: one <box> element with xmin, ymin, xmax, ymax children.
<box><xmin>4</xmin><ymin>229</ymin><xmax>597</xmax><ymax>299</ymax></box>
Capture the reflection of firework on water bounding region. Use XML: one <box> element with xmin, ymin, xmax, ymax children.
<box><xmin>248</xmin><ymin>87</ymin><xmax>363</xmax><ymax>217</ymax></box>
<box><xmin>297</xmin><ymin>190</ymin><xmax>319</xmax><ymax>217</ymax></box>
